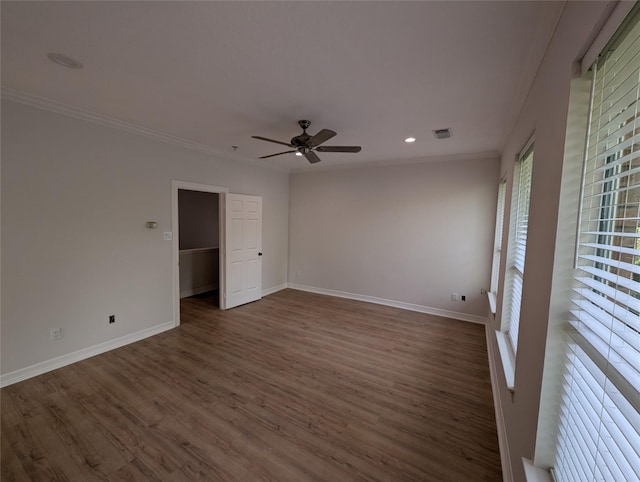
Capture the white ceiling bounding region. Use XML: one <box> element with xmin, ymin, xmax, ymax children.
<box><xmin>1</xmin><ymin>1</ymin><xmax>564</xmax><ymax>171</ymax></box>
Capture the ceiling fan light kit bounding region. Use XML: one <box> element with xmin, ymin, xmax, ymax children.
<box><xmin>252</xmin><ymin>120</ymin><xmax>362</xmax><ymax>164</ymax></box>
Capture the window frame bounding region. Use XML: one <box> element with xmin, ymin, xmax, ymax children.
<box><xmin>495</xmin><ymin>137</ymin><xmax>534</xmax><ymax>390</ymax></box>
<box><xmin>551</xmin><ymin>10</ymin><xmax>640</xmax><ymax>480</ymax></box>
<box><xmin>505</xmin><ymin>145</ymin><xmax>534</xmax><ymax>353</ymax></box>
<box><xmin>488</xmin><ymin>178</ymin><xmax>507</xmax><ymax>315</ymax></box>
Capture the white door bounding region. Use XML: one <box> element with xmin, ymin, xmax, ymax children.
<box><xmin>224</xmin><ymin>194</ymin><xmax>262</xmax><ymax>309</ymax></box>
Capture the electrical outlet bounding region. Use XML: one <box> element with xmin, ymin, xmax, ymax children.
<box><xmin>481</xmin><ymin>288</ymin><xmax>487</xmax><ymax>295</ymax></box>
<box><xmin>451</xmin><ymin>293</ymin><xmax>459</xmax><ymax>301</ymax></box>
<box><xmin>50</xmin><ymin>328</ymin><xmax>62</xmax><ymax>341</ymax></box>
<box><xmin>109</xmin><ymin>315</ymin><xmax>115</xmax><ymax>324</ymax></box>
<box><xmin>296</xmin><ymin>270</ymin><xmax>301</xmax><ymax>278</ymax></box>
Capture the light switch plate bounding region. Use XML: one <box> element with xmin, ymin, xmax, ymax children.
<box><xmin>163</xmin><ymin>232</ymin><xmax>172</xmax><ymax>241</ymax></box>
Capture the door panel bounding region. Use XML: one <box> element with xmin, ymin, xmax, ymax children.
<box><xmin>230</xmin><ymin>261</ymin><xmax>244</xmax><ymax>294</ymax></box>
<box><xmin>247</xmin><ymin>259</ymin><xmax>258</xmax><ymax>289</ymax></box>
<box><xmin>224</xmin><ymin>194</ymin><xmax>262</xmax><ymax>309</ymax></box>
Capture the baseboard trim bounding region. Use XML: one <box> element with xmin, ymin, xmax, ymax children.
<box><xmin>180</xmin><ymin>284</ymin><xmax>218</xmax><ymax>299</ymax></box>
<box><xmin>262</xmin><ymin>283</ymin><xmax>288</xmax><ymax>297</ymax></box>
<box><xmin>0</xmin><ymin>321</ymin><xmax>175</xmax><ymax>388</ymax></box>
<box><xmin>486</xmin><ymin>323</ymin><xmax>513</xmax><ymax>482</ymax></box>
<box><xmin>287</xmin><ymin>283</ymin><xmax>486</xmax><ymax>324</ymax></box>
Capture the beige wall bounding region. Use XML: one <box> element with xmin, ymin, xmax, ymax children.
<box><xmin>179</xmin><ymin>248</ymin><xmax>220</xmax><ymax>298</ymax></box>
<box><xmin>288</xmin><ymin>157</ymin><xmax>499</xmax><ymax>318</ymax></box>
<box><xmin>1</xmin><ymin>100</ymin><xmax>289</xmax><ymax>376</ymax></box>
<box><xmin>490</xmin><ymin>2</ymin><xmax>612</xmax><ymax>481</ymax></box>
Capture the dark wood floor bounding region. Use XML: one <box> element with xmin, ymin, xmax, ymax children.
<box><xmin>1</xmin><ymin>289</ymin><xmax>501</xmax><ymax>481</ymax></box>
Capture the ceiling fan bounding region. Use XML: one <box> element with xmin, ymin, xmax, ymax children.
<box><xmin>252</xmin><ymin>120</ymin><xmax>362</xmax><ymax>164</ymax></box>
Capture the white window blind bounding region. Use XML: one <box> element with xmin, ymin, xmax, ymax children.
<box><xmin>505</xmin><ymin>147</ymin><xmax>533</xmax><ymax>353</ymax></box>
<box><xmin>553</xmin><ymin>11</ymin><xmax>640</xmax><ymax>481</ymax></box>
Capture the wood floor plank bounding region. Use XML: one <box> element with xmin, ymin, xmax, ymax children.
<box><xmin>1</xmin><ymin>289</ymin><xmax>501</xmax><ymax>481</ymax></box>
<box><xmin>1</xmin><ymin>420</ymin><xmax>36</xmax><ymax>482</ymax></box>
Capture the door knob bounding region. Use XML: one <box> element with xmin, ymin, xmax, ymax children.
<box><xmin>258</xmin><ymin>252</ymin><xmax>263</xmax><ymax>256</ymax></box>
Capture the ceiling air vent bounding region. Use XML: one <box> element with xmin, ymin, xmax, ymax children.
<box><xmin>433</xmin><ymin>128</ymin><xmax>452</xmax><ymax>139</ymax></box>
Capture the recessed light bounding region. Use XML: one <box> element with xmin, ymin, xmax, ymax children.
<box><xmin>46</xmin><ymin>52</ymin><xmax>83</xmax><ymax>69</ymax></box>
<box><xmin>405</xmin><ymin>137</ymin><xmax>416</xmax><ymax>143</ymax></box>
<box><xmin>295</xmin><ymin>152</ymin><xmax>303</xmax><ymax>156</ymax></box>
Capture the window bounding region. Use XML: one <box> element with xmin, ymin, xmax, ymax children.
<box><xmin>503</xmin><ymin>144</ymin><xmax>534</xmax><ymax>354</ymax></box>
<box><xmin>553</xmin><ymin>12</ymin><xmax>640</xmax><ymax>481</ymax></box>
<box><xmin>489</xmin><ymin>179</ymin><xmax>507</xmax><ymax>314</ymax></box>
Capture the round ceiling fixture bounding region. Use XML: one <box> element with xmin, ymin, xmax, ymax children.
<box><xmin>46</xmin><ymin>52</ymin><xmax>83</xmax><ymax>69</ymax></box>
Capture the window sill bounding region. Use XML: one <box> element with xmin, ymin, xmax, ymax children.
<box><xmin>523</xmin><ymin>458</ymin><xmax>553</xmax><ymax>482</ymax></box>
<box><xmin>495</xmin><ymin>330</ymin><xmax>515</xmax><ymax>391</ymax></box>
<box><xmin>487</xmin><ymin>291</ymin><xmax>497</xmax><ymax>315</ymax></box>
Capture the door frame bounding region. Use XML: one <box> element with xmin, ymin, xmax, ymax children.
<box><xmin>171</xmin><ymin>180</ymin><xmax>228</xmax><ymax>327</ymax></box>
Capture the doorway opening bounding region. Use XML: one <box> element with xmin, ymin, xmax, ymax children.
<box><xmin>171</xmin><ymin>181</ymin><xmax>228</xmax><ymax>326</ymax></box>
<box><xmin>178</xmin><ymin>189</ymin><xmax>220</xmax><ymax>321</ymax></box>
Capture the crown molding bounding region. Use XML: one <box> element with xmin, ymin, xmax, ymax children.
<box><xmin>2</xmin><ymin>87</ymin><xmax>499</xmax><ymax>175</ymax></box>
<box><xmin>1</xmin><ymin>87</ymin><xmax>288</xmax><ymax>173</ymax></box>
<box><xmin>289</xmin><ymin>150</ymin><xmax>501</xmax><ymax>174</ymax></box>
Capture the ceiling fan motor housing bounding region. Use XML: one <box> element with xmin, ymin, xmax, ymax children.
<box><xmin>292</xmin><ymin>120</ymin><xmax>312</xmax><ymax>147</ymax></box>
<box><xmin>291</xmin><ymin>134</ymin><xmax>311</xmax><ymax>148</ymax></box>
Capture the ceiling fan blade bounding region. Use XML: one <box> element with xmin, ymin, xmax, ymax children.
<box><xmin>316</xmin><ymin>146</ymin><xmax>362</xmax><ymax>153</ymax></box>
<box><xmin>309</xmin><ymin>129</ymin><xmax>336</xmax><ymax>147</ymax></box>
<box><xmin>252</xmin><ymin>136</ymin><xmax>293</xmax><ymax>148</ymax></box>
<box><xmin>259</xmin><ymin>150</ymin><xmax>296</xmax><ymax>159</ymax></box>
<box><xmin>304</xmin><ymin>151</ymin><xmax>322</xmax><ymax>164</ymax></box>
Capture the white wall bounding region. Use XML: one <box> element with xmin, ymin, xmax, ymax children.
<box><xmin>1</xmin><ymin>99</ymin><xmax>289</xmax><ymax>377</ymax></box>
<box><xmin>489</xmin><ymin>2</ymin><xmax>612</xmax><ymax>481</ymax></box>
<box><xmin>178</xmin><ymin>190</ymin><xmax>219</xmax><ymax>250</ymax></box>
<box><xmin>288</xmin><ymin>157</ymin><xmax>499</xmax><ymax>318</ymax></box>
